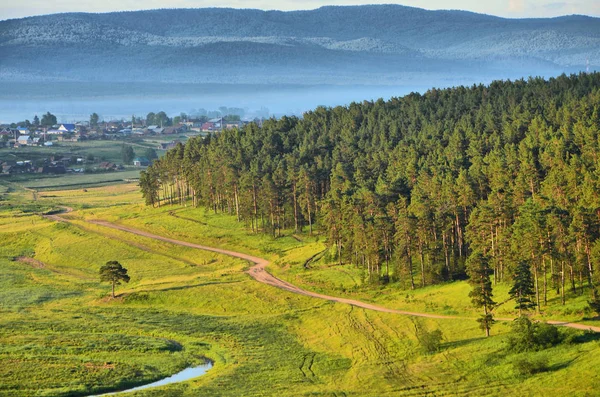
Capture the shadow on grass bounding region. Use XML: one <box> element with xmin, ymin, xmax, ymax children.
<box><xmin>547</xmin><ymin>358</ymin><xmax>577</xmax><ymax>372</ymax></box>
<box><xmin>442</xmin><ymin>336</ymin><xmax>487</xmax><ymax>349</ymax></box>
<box><xmin>571</xmin><ymin>330</ymin><xmax>600</xmax><ymax>344</ymax></box>
<box><xmin>126</xmin><ymin>280</ymin><xmax>243</xmax><ymax>296</ymax></box>
<box><xmin>582</xmin><ymin>315</ymin><xmax>600</xmax><ymax>321</ymax></box>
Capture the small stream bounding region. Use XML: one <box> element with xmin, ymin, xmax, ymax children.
<box><xmin>90</xmin><ymin>362</ymin><xmax>213</xmax><ymax>396</ymax></box>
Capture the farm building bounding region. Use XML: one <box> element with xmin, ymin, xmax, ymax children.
<box><xmin>133</xmin><ymin>157</ymin><xmax>150</xmax><ymax>167</ymax></box>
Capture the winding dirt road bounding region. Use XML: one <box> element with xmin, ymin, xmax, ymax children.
<box><xmin>46</xmin><ymin>210</ymin><xmax>600</xmax><ymax>332</ymax></box>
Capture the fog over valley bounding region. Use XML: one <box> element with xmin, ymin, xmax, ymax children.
<box><xmin>0</xmin><ymin>83</ymin><xmax>431</xmax><ymax>123</ymax></box>
<box><xmin>1</xmin><ymin>5</ymin><xmax>598</xmax><ymax>122</ymax></box>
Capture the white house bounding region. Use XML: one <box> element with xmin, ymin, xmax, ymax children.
<box><xmin>58</xmin><ymin>124</ymin><xmax>76</xmax><ymax>133</ymax></box>
<box><xmin>17</xmin><ymin>135</ymin><xmax>32</xmax><ymax>146</ymax></box>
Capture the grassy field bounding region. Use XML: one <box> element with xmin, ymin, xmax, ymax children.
<box><xmin>1</xmin><ymin>184</ymin><xmax>599</xmax><ymax>396</ymax></box>
<box><xmin>0</xmin><ymin>170</ymin><xmax>141</xmax><ymax>192</ymax></box>
<box><xmin>1</xmin><ymin>140</ymin><xmax>126</xmax><ymax>164</ymax></box>
<box><xmin>0</xmin><ymin>134</ymin><xmax>210</xmax><ymax>191</ymax></box>
<box><xmin>0</xmin><ymin>133</ymin><xmax>199</xmax><ymax>165</ymax></box>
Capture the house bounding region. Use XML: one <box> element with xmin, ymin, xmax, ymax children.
<box><xmin>98</xmin><ymin>162</ymin><xmax>118</xmax><ymax>171</ymax></box>
<box><xmin>47</xmin><ymin>129</ymin><xmax>63</xmax><ymax>135</ymax></box>
<box><xmin>17</xmin><ymin>126</ymin><xmax>30</xmax><ymax>135</ymax></box>
<box><xmin>104</xmin><ymin>122</ymin><xmax>121</xmax><ymax>133</ymax></box>
<box><xmin>157</xmin><ymin>141</ymin><xmax>179</xmax><ymax>150</ymax></box>
<box><xmin>133</xmin><ymin>157</ymin><xmax>150</xmax><ymax>167</ymax></box>
<box><xmin>58</xmin><ymin>124</ymin><xmax>76</xmax><ymax>133</ymax></box>
<box><xmin>201</xmin><ymin>122</ymin><xmax>216</xmax><ymax>132</ymax></box>
<box><xmin>224</xmin><ymin>121</ymin><xmax>241</xmax><ymax>130</ymax></box>
<box><xmin>146</xmin><ymin>125</ymin><xmax>163</xmax><ymax>134</ymax></box>
<box><xmin>16</xmin><ymin>135</ymin><xmax>32</xmax><ymax>146</ymax></box>
<box><xmin>175</xmin><ymin>123</ymin><xmax>189</xmax><ymax>132</ymax></box>
<box><xmin>163</xmin><ymin>126</ymin><xmax>186</xmax><ymax>135</ymax></box>
<box><xmin>0</xmin><ymin>128</ymin><xmax>14</xmax><ymax>137</ymax></box>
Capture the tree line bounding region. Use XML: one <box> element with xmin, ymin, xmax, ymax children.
<box><xmin>140</xmin><ymin>73</ymin><xmax>600</xmax><ymax>316</ymax></box>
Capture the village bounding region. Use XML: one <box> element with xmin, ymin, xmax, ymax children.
<box><xmin>0</xmin><ymin>115</ymin><xmax>255</xmax><ymax>148</ymax></box>
<box><xmin>0</xmin><ymin>112</ymin><xmax>261</xmax><ymax>177</ymax></box>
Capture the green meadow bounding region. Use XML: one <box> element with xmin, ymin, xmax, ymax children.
<box><xmin>1</xmin><ymin>183</ymin><xmax>599</xmax><ymax>396</ymax></box>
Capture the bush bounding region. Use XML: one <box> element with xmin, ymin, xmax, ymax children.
<box><xmin>412</xmin><ymin>319</ymin><xmax>444</xmax><ymax>354</ymax></box>
<box><xmin>588</xmin><ymin>290</ymin><xmax>600</xmax><ymax>316</ymax></box>
<box><xmin>506</xmin><ymin>317</ymin><xmax>563</xmax><ymax>352</ymax></box>
<box><xmin>513</xmin><ymin>356</ymin><xmax>550</xmax><ymax>376</ymax></box>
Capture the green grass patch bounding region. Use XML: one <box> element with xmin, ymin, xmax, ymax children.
<box><xmin>0</xmin><ymin>186</ymin><xmax>599</xmax><ymax>395</ymax></box>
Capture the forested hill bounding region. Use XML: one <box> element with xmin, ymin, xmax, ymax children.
<box><xmin>141</xmin><ymin>73</ymin><xmax>600</xmax><ymax>309</ymax></box>
<box><xmin>1</xmin><ymin>5</ymin><xmax>598</xmax><ymax>84</ymax></box>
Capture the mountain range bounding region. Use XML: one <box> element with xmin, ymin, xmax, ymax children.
<box><xmin>1</xmin><ymin>5</ymin><xmax>599</xmax><ymax>86</ymax></box>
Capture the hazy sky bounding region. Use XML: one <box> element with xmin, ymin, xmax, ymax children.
<box><xmin>1</xmin><ymin>0</ymin><xmax>599</xmax><ymax>20</ymax></box>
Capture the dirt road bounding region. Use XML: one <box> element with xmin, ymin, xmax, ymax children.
<box><xmin>46</xmin><ymin>210</ymin><xmax>600</xmax><ymax>332</ymax></box>
<box><xmin>88</xmin><ymin>220</ymin><xmax>460</xmax><ymax>320</ymax></box>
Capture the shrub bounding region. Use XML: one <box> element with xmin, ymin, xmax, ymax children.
<box><xmin>506</xmin><ymin>317</ymin><xmax>563</xmax><ymax>352</ymax></box>
<box><xmin>412</xmin><ymin>318</ymin><xmax>444</xmax><ymax>354</ymax></box>
<box><xmin>588</xmin><ymin>290</ymin><xmax>600</xmax><ymax>316</ymax></box>
<box><xmin>513</xmin><ymin>356</ymin><xmax>550</xmax><ymax>376</ymax></box>
<box><xmin>419</xmin><ymin>329</ymin><xmax>444</xmax><ymax>354</ymax></box>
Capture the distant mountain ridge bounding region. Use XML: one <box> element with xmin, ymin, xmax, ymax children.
<box><xmin>1</xmin><ymin>5</ymin><xmax>598</xmax><ymax>84</ymax></box>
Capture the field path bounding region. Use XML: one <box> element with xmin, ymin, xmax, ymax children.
<box><xmin>86</xmin><ymin>220</ymin><xmax>462</xmax><ymax>320</ymax></box>
<box><xmin>46</xmin><ymin>209</ymin><xmax>600</xmax><ymax>332</ymax></box>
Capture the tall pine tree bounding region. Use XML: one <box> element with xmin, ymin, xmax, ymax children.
<box><xmin>467</xmin><ymin>250</ymin><xmax>495</xmax><ymax>336</ymax></box>
<box><xmin>509</xmin><ymin>261</ymin><xmax>536</xmax><ymax>316</ymax></box>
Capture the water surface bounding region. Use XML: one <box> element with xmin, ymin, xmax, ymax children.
<box><xmin>90</xmin><ymin>362</ymin><xmax>213</xmax><ymax>396</ymax></box>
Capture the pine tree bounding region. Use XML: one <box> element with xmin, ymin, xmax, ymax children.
<box><xmin>99</xmin><ymin>261</ymin><xmax>130</xmax><ymax>298</ymax></box>
<box><xmin>509</xmin><ymin>261</ymin><xmax>536</xmax><ymax>315</ymax></box>
<box><xmin>467</xmin><ymin>250</ymin><xmax>496</xmax><ymax>336</ymax></box>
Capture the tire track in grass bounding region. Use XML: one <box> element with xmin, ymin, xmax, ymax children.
<box><xmin>45</xmin><ymin>209</ymin><xmax>600</xmax><ymax>333</ymax></box>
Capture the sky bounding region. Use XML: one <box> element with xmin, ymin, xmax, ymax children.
<box><xmin>1</xmin><ymin>0</ymin><xmax>599</xmax><ymax>20</ymax></box>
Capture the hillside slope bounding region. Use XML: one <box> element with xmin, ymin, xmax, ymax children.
<box><xmin>1</xmin><ymin>5</ymin><xmax>599</xmax><ymax>84</ymax></box>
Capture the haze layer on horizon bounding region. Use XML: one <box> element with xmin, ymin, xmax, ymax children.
<box><xmin>2</xmin><ymin>0</ymin><xmax>600</xmax><ymax>21</ymax></box>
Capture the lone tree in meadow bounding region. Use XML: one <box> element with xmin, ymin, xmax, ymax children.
<box><xmin>99</xmin><ymin>261</ymin><xmax>130</xmax><ymax>298</ymax></box>
<box><xmin>467</xmin><ymin>250</ymin><xmax>495</xmax><ymax>337</ymax></box>
<box><xmin>509</xmin><ymin>261</ymin><xmax>536</xmax><ymax>316</ymax></box>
